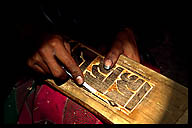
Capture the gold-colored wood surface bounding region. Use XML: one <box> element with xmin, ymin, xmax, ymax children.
<box><xmin>45</xmin><ymin>43</ymin><xmax>188</xmax><ymax>124</ymax></box>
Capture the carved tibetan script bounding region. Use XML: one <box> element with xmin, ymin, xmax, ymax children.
<box><xmin>71</xmin><ymin>44</ymin><xmax>154</xmax><ymax>115</ymax></box>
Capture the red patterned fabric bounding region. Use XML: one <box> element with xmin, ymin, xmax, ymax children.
<box><xmin>18</xmin><ymin>102</ymin><xmax>32</xmax><ymax>124</ymax></box>
<box><xmin>18</xmin><ymin>84</ymin><xmax>102</xmax><ymax>124</ymax></box>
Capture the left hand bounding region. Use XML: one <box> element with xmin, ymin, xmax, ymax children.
<box><xmin>104</xmin><ymin>28</ymin><xmax>140</xmax><ymax>69</ymax></box>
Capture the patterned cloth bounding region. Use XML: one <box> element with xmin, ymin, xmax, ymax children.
<box><xmin>4</xmin><ymin>78</ymin><xmax>101</xmax><ymax>124</ymax></box>
<box><xmin>18</xmin><ymin>84</ymin><xmax>102</xmax><ymax>124</ymax></box>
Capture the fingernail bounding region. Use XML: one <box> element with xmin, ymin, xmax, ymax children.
<box><xmin>104</xmin><ymin>65</ymin><xmax>110</xmax><ymax>70</ymax></box>
<box><xmin>76</xmin><ymin>76</ymin><xmax>83</xmax><ymax>85</ymax></box>
<box><xmin>104</xmin><ymin>59</ymin><xmax>112</xmax><ymax>70</ymax></box>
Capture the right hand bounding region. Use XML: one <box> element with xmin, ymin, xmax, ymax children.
<box><xmin>27</xmin><ymin>34</ymin><xmax>84</xmax><ymax>85</ymax></box>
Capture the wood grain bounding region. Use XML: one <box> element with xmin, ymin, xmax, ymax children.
<box><xmin>45</xmin><ymin>43</ymin><xmax>188</xmax><ymax>124</ymax></box>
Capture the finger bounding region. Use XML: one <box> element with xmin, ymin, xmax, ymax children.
<box><xmin>27</xmin><ymin>54</ymin><xmax>48</xmax><ymax>74</ymax></box>
<box><xmin>35</xmin><ymin>52</ymin><xmax>51</xmax><ymax>74</ymax></box>
<box><xmin>55</xmin><ymin>43</ymin><xmax>84</xmax><ymax>85</ymax></box>
<box><xmin>104</xmin><ymin>41</ymin><xmax>123</xmax><ymax>69</ymax></box>
<box><xmin>63</xmin><ymin>42</ymin><xmax>71</xmax><ymax>54</ymax></box>
<box><xmin>32</xmin><ymin>64</ymin><xmax>46</xmax><ymax>74</ymax></box>
<box><xmin>39</xmin><ymin>47</ymin><xmax>68</xmax><ymax>80</ymax></box>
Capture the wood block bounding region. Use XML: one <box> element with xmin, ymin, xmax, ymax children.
<box><xmin>45</xmin><ymin>43</ymin><xmax>188</xmax><ymax>124</ymax></box>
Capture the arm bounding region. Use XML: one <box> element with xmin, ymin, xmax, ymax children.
<box><xmin>104</xmin><ymin>27</ymin><xmax>140</xmax><ymax>69</ymax></box>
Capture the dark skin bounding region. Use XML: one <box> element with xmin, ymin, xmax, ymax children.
<box><xmin>27</xmin><ymin>27</ymin><xmax>140</xmax><ymax>85</ymax></box>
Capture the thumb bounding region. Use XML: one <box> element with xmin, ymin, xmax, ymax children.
<box><xmin>104</xmin><ymin>41</ymin><xmax>123</xmax><ymax>69</ymax></box>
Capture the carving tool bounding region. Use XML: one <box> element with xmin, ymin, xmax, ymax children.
<box><xmin>65</xmin><ymin>70</ymin><xmax>118</xmax><ymax>107</ymax></box>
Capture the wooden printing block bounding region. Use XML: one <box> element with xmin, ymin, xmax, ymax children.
<box><xmin>45</xmin><ymin>43</ymin><xmax>188</xmax><ymax>124</ymax></box>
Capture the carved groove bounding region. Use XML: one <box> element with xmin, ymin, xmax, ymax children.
<box><xmin>72</xmin><ymin>45</ymin><xmax>154</xmax><ymax>114</ymax></box>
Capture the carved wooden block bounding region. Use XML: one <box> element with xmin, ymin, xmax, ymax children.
<box><xmin>46</xmin><ymin>43</ymin><xmax>188</xmax><ymax>124</ymax></box>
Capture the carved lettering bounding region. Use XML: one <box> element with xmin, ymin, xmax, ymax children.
<box><xmin>72</xmin><ymin>47</ymin><xmax>97</xmax><ymax>72</ymax></box>
<box><xmin>71</xmin><ymin>44</ymin><xmax>154</xmax><ymax>114</ymax></box>
<box><xmin>126</xmin><ymin>82</ymin><xmax>151</xmax><ymax>110</ymax></box>
<box><xmin>84</xmin><ymin>58</ymin><xmax>123</xmax><ymax>93</ymax></box>
<box><xmin>117</xmin><ymin>74</ymin><xmax>145</xmax><ymax>91</ymax></box>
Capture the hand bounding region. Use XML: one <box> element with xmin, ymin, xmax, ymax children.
<box><xmin>104</xmin><ymin>28</ymin><xmax>140</xmax><ymax>69</ymax></box>
<box><xmin>27</xmin><ymin>34</ymin><xmax>84</xmax><ymax>85</ymax></box>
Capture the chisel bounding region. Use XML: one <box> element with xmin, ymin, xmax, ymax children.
<box><xmin>65</xmin><ymin>70</ymin><xmax>118</xmax><ymax>107</ymax></box>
